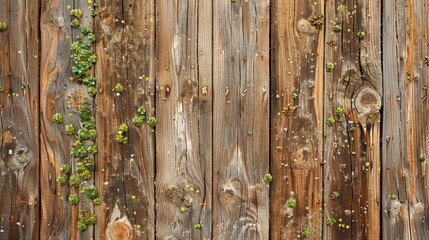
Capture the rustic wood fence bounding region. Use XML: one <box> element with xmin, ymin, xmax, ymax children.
<box><xmin>0</xmin><ymin>0</ymin><xmax>428</xmax><ymax>239</ymax></box>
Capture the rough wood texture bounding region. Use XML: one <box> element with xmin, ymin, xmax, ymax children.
<box><xmin>270</xmin><ymin>1</ymin><xmax>324</xmax><ymax>239</ymax></box>
<box><xmin>323</xmin><ymin>0</ymin><xmax>382</xmax><ymax>239</ymax></box>
<box><xmin>95</xmin><ymin>0</ymin><xmax>156</xmax><ymax>239</ymax></box>
<box><xmin>383</xmin><ymin>0</ymin><xmax>429</xmax><ymax>239</ymax></box>
<box><xmin>213</xmin><ymin>1</ymin><xmax>270</xmax><ymax>239</ymax></box>
<box><xmin>155</xmin><ymin>0</ymin><xmax>213</xmax><ymax>239</ymax></box>
<box><xmin>0</xmin><ymin>0</ymin><xmax>40</xmax><ymax>239</ymax></box>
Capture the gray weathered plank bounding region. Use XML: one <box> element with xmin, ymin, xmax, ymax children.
<box><xmin>323</xmin><ymin>0</ymin><xmax>382</xmax><ymax>239</ymax></box>
<box><xmin>213</xmin><ymin>1</ymin><xmax>270</xmax><ymax>239</ymax></box>
<box><xmin>270</xmin><ymin>0</ymin><xmax>325</xmax><ymax>239</ymax></box>
<box><xmin>94</xmin><ymin>0</ymin><xmax>156</xmax><ymax>239</ymax></box>
<box><xmin>154</xmin><ymin>0</ymin><xmax>213</xmax><ymax>239</ymax></box>
<box><xmin>0</xmin><ymin>0</ymin><xmax>40</xmax><ymax>239</ymax></box>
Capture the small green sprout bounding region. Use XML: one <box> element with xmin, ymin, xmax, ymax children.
<box><xmin>0</xmin><ymin>22</ymin><xmax>7</xmax><ymax>31</ymax></box>
<box><xmin>326</xmin><ymin>217</ymin><xmax>337</xmax><ymax>227</ymax></box>
<box><xmin>425</xmin><ymin>56</ymin><xmax>429</xmax><ymax>66</ymax></box>
<box><xmin>333</xmin><ymin>25</ymin><xmax>342</xmax><ymax>32</ymax></box>
<box><xmin>65</xmin><ymin>124</ymin><xmax>75</xmax><ymax>135</ymax></box>
<box><xmin>0</xmin><ymin>86</ymin><xmax>3</xmax><ymax>92</ymax></box>
<box><xmin>331</xmin><ymin>191</ymin><xmax>340</xmax><ymax>199</ymax></box>
<box><xmin>287</xmin><ymin>213</ymin><xmax>294</xmax><ymax>219</ymax></box>
<box><xmin>78</xmin><ymin>210</ymin><xmax>97</xmax><ymax>231</ymax></box>
<box><xmin>357</xmin><ymin>31</ymin><xmax>365</xmax><ymax>39</ymax></box>
<box><xmin>308</xmin><ymin>14</ymin><xmax>325</xmax><ymax>28</ymax></box>
<box><xmin>193</xmin><ymin>223</ymin><xmax>202</xmax><ymax>229</ymax></box>
<box><xmin>71</xmin><ymin>140</ymin><xmax>88</xmax><ymax>158</ymax></box>
<box><xmin>264</xmin><ymin>173</ymin><xmax>273</xmax><ymax>183</ymax></box>
<box><xmin>349</xmin><ymin>126</ymin><xmax>356</xmax><ymax>132</ymax></box>
<box><xmin>276</xmin><ymin>146</ymin><xmax>283</xmax><ymax>151</ymax></box>
<box><xmin>93</xmin><ymin>198</ymin><xmax>102</xmax><ymax>206</ymax></box>
<box><xmin>88</xmin><ymin>86</ymin><xmax>97</xmax><ymax>96</ymax></box>
<box><xmin>132</xmin><ymin>115</ymin><xmax>144</xmax><ymax>127</ymax></box>
<box><xmin>81</xmin><ymin>185</ymin><xmax>99</xmax><ymax>200</ymax></box>
<box><xmin>87</xmin><ymin>145</ymin><xmax>97</xmax><ymax>155</ymax></box>
<box><xmin>287</xmin><ymin>197</ymin><xmax>296</xmax><ymax>208</ymax></box>
<box><xmin>68</xmin><ymin>194</ymin><xmax>79</xmax><ymax>205</ymax></box>
<box><xmin>326</xmin><ymin>117</ymin><xmax>336</xmax><ymax>126</ymax></box>
<box><xmin>56</xmin><ymin>175</ymin><xmax>68</xmax><ymax>186</ymax></box>
<box><xmin>292</xmin><ymin>92</ymin><xmax>298</xmax><ymax>99</ymax></box>
<box><xmin>113</xmin><ymin>83</ymin><xmax>124</xmax><ymax>93</ymax></box>
<box><xmin>69</xmin><ymin>175</ymin><xmax>81</xmax><ymax>187</ymax></box>
<box><xmin>60</xmin><ymin>164</ymin><xmax>71</xmax><ymax>174</ymax></box>
<box><xmin>147</xmin><ymin>117</ymin><xmax>157</xmax><ymax>133</ymax></box>
<box><xmin>138</xmin><ymin>106</ymin><xmax>146</xmax><ymax>117</ymax></box>
<box><xmin>390</xmin><ymin>194</ymin><xmax>397</xmax><ymax>200</ymax></box>
<box><xmin>302</xmin><ymin>227</ymin><xmax>310</xmax><ymax>238</ymax></box>
<box><xmin>326</xmin><ymin>63</ymin><xmax>335</xmax><ymax>72</ymax></box>
<box><xmin>80</xmin><ymin>170</ymin><xmax>92</xmax><ymax>180</ymax></box>
<box><xmin>52</xmin><ymin>113</ymin><xmax>63</xmax><ymax>124</ymax></box>
<box><xmin>116</xmin><ymin>123</ymin><xmax>129</xmax><ymax>144</ymax></box>
<box><xmin>334</xmin><ymin>106</ymin><xmax>344</xmax><ymax>116</ymax></box>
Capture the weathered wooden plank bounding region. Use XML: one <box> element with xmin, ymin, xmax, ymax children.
<box><xmin>212</xmin><ymin>1</ymin><xmax>270</xmax><ymax>239</ymax></box>
<box><xmin>323</xmin><ymin>0</ymin><xmax>382</xmax><ymax>239</ymax></box>
<box><xmin>270</xmin><ymin>1</ymin><xmax>325</xmax><ymax>239</ymax></box>
<box><xmin>0</xmin><ymin>0</ymin><xmax>39</xmax><ymax>239</ymax></box>
<box><xmin>154</xmin><ymin>0</ymin><xmax>213</xmax><ymax>239</ymax></box>
<box><xmin>94</xmin><ymin>0</ymin><xmax>156</xmax><ymax>239</ymax></box>
<box><xmin>40</xmin><ymin>0</ymin><xmax>96</xmax><ymax>239</ymax></box>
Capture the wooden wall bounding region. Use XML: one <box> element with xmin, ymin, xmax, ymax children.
<box><xmin>0</xmin><ymin>0</ymin><xmax>428</xmax><ymax>239</ymax></box>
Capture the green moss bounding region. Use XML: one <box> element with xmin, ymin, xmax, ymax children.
<box><xmin>326</xmin><ymin>217</ymin><xmax>336</xmax><ymax>227</ymax></box>
<box><xmin>0</xmin><ymin>22</ymin><xmax>7</xmax><ymax>31</ymax></box>
<box><xmin>326</xmin><ymin>63</ymin><xmax>335</xmax><ymax>72</ymax></box>
<box><xmin>65</xmin><ymin>124</ymin><xmax>75</xmax><ymax>135</ymax></box>
<box><xmin>326</xmin><ymin>117</ymin><xmax>336</xmax><ymax>126</ymax></box>
<box><xmin>81</xmin><ymin>185</ymin><xmax>99</xmax><ymax>200</ymax></box>
<box><xmin>56</xmin><ymin>175</ymin><xmax>68</xmax><ymax>186</ymax></box>
<box><xmin>287</xmin><ymin>197</ymin><xmax>296</xmax><ymax>208</ymax></box>
<box><xmin>263</xmin><ymin>173</ymin><xmax>273</xmax><ymax>183</ymax></box>
<box><xmin>78</xmin><ymin>210</ymin><xmax>96</xmax><ymax>231</ymax></box>
<box><xmin>60</xmin><ymin>164</ymin><xmax>71</xmax><ymax>174</ymax></box>
<box><xmin>68</xmin><ymin>194</ymin><xmax>79</xmax><ymax>205</ymax></box>
<box><xmin>69</xmin><ymin>175</ymin><xmax>81</xmax><ymax>187</ymax></box>
<box><xmin>113</xmin><ymin>83</ymin><xmax>124</xmax><ymax>93</ymax></box>
<box><xmin>52</xmin><ymin>113</ymin><xmax>63</xmax><ymax>124</ymax></box>
<box><xmin>147</xmin><ymin>117</ymin><xmax>157</xmax><ymax>133</ymax></box>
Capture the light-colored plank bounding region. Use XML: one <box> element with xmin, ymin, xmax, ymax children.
<box><xmin>270</xmin><ymin>0</ymin><xmax>324</xmax><ymax>239</ymax></box>
<box><xmin>213</xmin><ymin>1</ymin><xmax>270</xmax><ymax>239</ymax></box>
<box><xmin>154</xmin><ymin>0</ymin><xmax>213</xmax><ymax>239</ymax></box>
<box><xmin>94</xmin><ymin>0</ymin><xmax>156</xmax><ymax>239</ymax></box>
<box><xmin>0</xmin><ymin>0</ymin><xmax>40</xmax><ymax>239</ymax></box>
<box><xmin>323</xmin><ymin>0</ymin><xmax>382</xmax><ymax>239</ymax></box>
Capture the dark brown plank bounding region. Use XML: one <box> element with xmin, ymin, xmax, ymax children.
<box><xmin>154</xmin><ymin>0</ymin><xmax>213</xmax><ymax>239</ymax></box>
<box><xmin>323</xmin><ymin>0</ymin><xmax>382</xmax><ymax>239</ymax></box>
<box><xmin>94</xmin><ymin>0</ymin><xmax>156</xmax><ymax>239</ymax></box>
<box><xmin>0</xmin><ymin>0</ymin><xmax>40</xmax><ymax>239</ymax></box>
<box><xmin>270</xmin><ymin>0</ymin><xmax>324</xmax><ymax>239</ymax></box>
<box><xmin>213</xmin><ymin>1</ymin><xmax>270</xmax><ymax>239</ymax></box>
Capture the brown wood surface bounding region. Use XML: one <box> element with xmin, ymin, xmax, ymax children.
<box><xmin>155</xmin><ymin>0</ymin><xmax>213</xmax><ymax>239</ymax></box>
<box><xmin>0</xmin><ymin>0</ymin><xmax>40</xmax><ymax>239</ymax></box>
<box><xmin>213</xmin><ymin>1</ymin><xmax>270</xmax><ymax>239</ymax></box>
<box><xmin>2</xmin><ymin>0</ymin><xmax>429</xmax><ymax>239</ymax></box>
<box><xmin>270</xmin><ymin>0</ymin><xmax>324</xmax><ymax>239</ymax></box>
<box><xmin>95</xmin><ymin>0</ymin><xmax>156</xmax><ymax>239</ymax></box>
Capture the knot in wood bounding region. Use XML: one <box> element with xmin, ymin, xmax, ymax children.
<box><xmin>166</xmin><ymin>186</ymin><xmax>183</xmax><ymax>202</ymax></box>
<box><xmin>182</xmin><ymin>195</ymin><xmax>193</xmax><ymax>206</ymax></box>
<box><xmin>297</xmin><ymin>19</ymin><xmax>311</xmax><ymax>33</ymax></box>
<box><xmin>111</xmin><ymin>221</ymin><xmax>133</xmax><ymax>240</ymax></box>
<box><xmin>355</xmin><ymin>87</ymin><xmax>381</xmax><ymax>116</ymax></box>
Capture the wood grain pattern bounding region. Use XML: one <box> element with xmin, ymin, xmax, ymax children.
<box><xmin>155</xmin><ymin>0</ymin><xmax>213</xmax><ymax>239</ymax></box>
<box><xmin>213</xmin><ymin>1</ymin><xmax>270</xmax><ymax>239</ymax></box>
<box><xmin>94</xmin><ymin>0</ymin><xmax>156</xmax><ymax>239</ymax></box>
<box><xmin>382</xmin><ymin>0</ymin><xmax>429</xmax><ymax>239</ymax></box>
<box><xmin>270</xmin><ymin>1</ymin><xmax>325</xmax><ymax>239</ymax></box>
<box><xmin>323</xmin><ymin>0</ymin><xmax>382</xmax><ymax>239</ymax></box>
<box><xmin>0</xmin><ymin>0</ymin><xmax>40</xmax><ymax>239</ymax></box>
